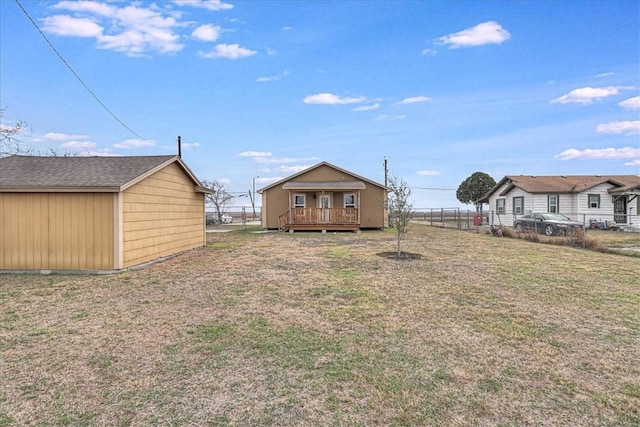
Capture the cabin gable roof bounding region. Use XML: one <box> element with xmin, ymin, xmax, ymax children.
<box><xmin>0</xmin><ymin>155</ymin><xmax>208</xmax><ymax>192</ymax></box>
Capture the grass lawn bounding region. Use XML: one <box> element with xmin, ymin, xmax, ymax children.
<box><xmin>1</xmin><ymin>224</ymin><xmax>638</xmax><ymax>426</ymax></box>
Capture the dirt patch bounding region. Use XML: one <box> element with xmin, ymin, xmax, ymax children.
<box><xmin>376</xmin><ymin>251</ymin><xmax>423</xmax><ymax>260</ymax></box>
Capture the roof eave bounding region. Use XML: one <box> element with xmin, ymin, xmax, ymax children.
<box><xmin>0</xmin><ymin>186</ymin><xmax>120</xmax><ymax>193</ymax></box>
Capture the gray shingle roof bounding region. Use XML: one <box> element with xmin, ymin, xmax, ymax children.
<box><xmin>501</xmin><ymin>175</ymin><xmax>640</xmax><ymax>194</ymax></box>
<box><xmin>480</xmin><ymin>174</ymin><xmax>640</xmax><ymax>202</ymax></box>
<box><xmin>0</xmin><ymin>155</ymin><xmax>179</xmax><ymax>189</ymax></box>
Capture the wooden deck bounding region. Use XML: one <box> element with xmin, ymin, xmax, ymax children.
<box><xmin>279</xmin><ymin>208</ymin><xmax>360</xmax><ymax>231</ymax></box>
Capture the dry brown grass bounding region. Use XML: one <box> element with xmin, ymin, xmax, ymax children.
<box><xmin>1</xmin><ymin>224</ymin><xmax>639</xmax><ymax>426</ymax></box>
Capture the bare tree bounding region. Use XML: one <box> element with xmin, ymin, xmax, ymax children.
<box><xmin>0</xmin><ymin>108</ymin><xmax>33</xmax><ymax>157</ymax></box>
<box><xmin>201</xmin><ymin>180</ymin><xmax>234</xmax><ymax>223</ymax></box>
<box><xmin>387</xmin><ymin>174</ymin><xmax>415</xmax><ymax>257</ymax></box>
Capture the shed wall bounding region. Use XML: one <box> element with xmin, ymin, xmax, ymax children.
<box><xmin>0</xmin><ymin>193</ymin><xmax>114</xmax><ymax>270</ymax></box>
<box><xmin>121</xmin><ymin>163</ymin><xmax>205</xmax><ymax>268</ymax></box>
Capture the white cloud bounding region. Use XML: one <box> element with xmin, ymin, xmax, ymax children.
<box><xmin>38</xmin><ymin>132</ymin><xmax>89</xmax><ymax>141</ymax></box>
<box><xmin>596</xmin><ymin>72</ymin><xmax>614</xmax><ymax>78</ymax></box>
<box><xmin>554</xmin><ymin>147</ymin><xmax>640</xmax><ymax>160</ymax></box>
<box><xmin>375</xmin><ymin>114</ymin><xmax>406</xmax><ymax>121</ymax></box>
<box><xmin>619</xmin><ymin>96</ymin><xmax>640</xmax><ymax>110</ymax></box>
<box><xmin>181</xmin><ymin>142</ymin><xmax>201</xmax><ymax>149</ymax></box>
<box><xmin>253</xmin><ymin>156</ymin><xmax>318</xmax><ymax>164</ymax></box>
<box><xmin>277</xmin><ymin>165</ymin><xmax>312</xmax><ymax>173</ymax></box>
<box><xmin>192</xmin><ymin>24</ymin><xmax>222</xmax><ymax>42</ymax></box>
<box><xmin>352</xmin><ymin>103</ymin><xmax>380</xmax><ymax>112</ymax></box>
<box><xmin>46</xmin><ymin>2</ymin><xmax>185</xmax><ymax>56</ymax></box>
<box><xmin>303</xmin><ymin>93</ymin><xmax>366</xmax><ymax>105</ymax></box>
<box><xmin>551</xmin><ymin>86</ymin><xmax>634</xmax><ymax>105</ymax></box>
<box><xmin>173</xmin><ymin>0</ymin><xmax>233</xmax><ymax>11</ymax></box>
<box><xmin>52</xmin><ymin>1</ymin><xmax>114</xmax><ymax>17</ymax></box>
<box><xmin>421</xmin><ymin>48</ymin><xmax>437</xmax><ymax>55</ymax></box>
<box><xmin>256</xmin><ymin>71</ymin><xmax>290</xmax><ymax>82</ymax></box>
<box><xmin>59</xmin><ymin>140</ymin><xmax>98</xmax><ymax>150</ymax></box>
<box><xmin>596</xmin><ymin>121</ymin><xmax>640</xmax><ymax>135</ymax></box>
<box><xmin>113</xmin><ymin>138</ymin><xmax>157</xmax><ymax>149</ymax></box>
<box><xmin>624</xmin><ymin>159</ymin><xmax>640</xmax><ymax>166</ymax></box>
<box><xmin>217</xmin><ymin>178</ymin><xmax>232</xmax><ymax>185</ymax></box>
<box><xmin>256</xmin><ymin>176</ymin><xmax>283</xmax><ymax>185</ymax></box>
<box><xmin>396</xmin><ymin>96</ymin><xmax>430</xmax><ymax>105</ymax></box>
<box><xmin>416</xmin><ymin>170</ymin><xmax>441</xmax><ymax>176</ymax></box>
<box><xmin>81</xmin><ymin>149</ymin><xmax>118</xmax><ymax>156</ymax></box>
<box><xmin>42</xmin><ymin>15</ymin><xmax>103</xmax><ymax>37</ymax></box>
<box><xmin>282</xmin><ymin>26</ymin><xmax>293</xmax><ymax>31</ymax></box>
<box><xmin>238</xmin><ymin>151</ymin><xmax>272</xmax><ymax>158</ymax></box>
<box><xmin>198</xmin><ymin>43</ymin><xmax>257</xmax><ymax>59</ymax></box>
<box><xmin>437</xmin><ymin>21</ymin><xmax>510</xmax><ymax>48</ymax></box>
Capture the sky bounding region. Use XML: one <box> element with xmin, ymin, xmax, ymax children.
<box><xmin>1</xmin><ymin>0</ymin><xmax>639</xmax><ymax>209</ymax></box>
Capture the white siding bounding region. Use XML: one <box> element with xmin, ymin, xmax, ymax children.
<box><xmin>576</xmin><ymin>183</ymin><xmax>613</xmax><ymax>217</ymax></box>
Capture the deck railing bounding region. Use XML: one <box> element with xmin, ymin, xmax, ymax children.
<box><xmin>279</xmin><ymin>208</ymin><xmax>359</xmax><ymax>229</ymax></box>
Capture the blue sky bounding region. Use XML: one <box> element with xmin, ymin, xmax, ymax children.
<box><xmin>1</xmin><ymin>0</ymin><xmax>639</xmax><ymax>209</ymax></box>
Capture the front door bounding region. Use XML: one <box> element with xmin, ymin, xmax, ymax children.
<box><xmin>614</xmin><ymin>196</ymin><xmax>627</xmax><ymax>223</ymax></box>
<box><xmin>318</xmin><ymin>194</ymin><xmax>331</xmax><ymax>223</ymax></box>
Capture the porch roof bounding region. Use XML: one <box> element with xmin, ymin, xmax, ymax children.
<box><xmin>282</xmin><ymin>181</ymin><xmax>366</xmax><ymax>191</ymax></box>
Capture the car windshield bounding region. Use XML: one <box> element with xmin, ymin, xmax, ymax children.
<box><xmin>541</xmin><ymin>213</ymin><xmax>571</xmax><ymax>221</ymax></box>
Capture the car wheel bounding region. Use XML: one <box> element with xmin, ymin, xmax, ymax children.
<box><xmin>544</xmin><ymin>224</ymin><xmax>554</xmax><ymax>236</ymax></box>
<box><xmin>515</xmin><ymin>223</ymin><xmax>524</xmax><ymax>232</ymax></box>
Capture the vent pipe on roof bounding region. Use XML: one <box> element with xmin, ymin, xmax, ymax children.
<box><xmin>178</xmin><ymin>135</ymin><xmax>182</xmax><ymax>158</ymax></box>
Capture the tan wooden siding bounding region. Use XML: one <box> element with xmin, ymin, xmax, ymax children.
<box><xmin>0</xmin><ymin>193</ymin><xmax>114</xmax><ymax>270</ymax></box>
<box><xmin>262</xmin><ymin>164</ymin><xmax>386</xmax><ymax>229</ymax></box>
<box><xmin>122</xmin><ymin>163</ymin><xmax>204</xmax><ymax>268</ymax></box>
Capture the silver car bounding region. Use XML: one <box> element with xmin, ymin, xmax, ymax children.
<box><xmin>514</xmin><ymin>213</ymin><xmax>583</xmax><ymax>236</ymax></box>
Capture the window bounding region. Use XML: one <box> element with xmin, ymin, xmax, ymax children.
<box><xmin>344</xmin><ymin>193</ymin><xmax>356</xmax><ymax>208</ymax></box>
<box><xmin>588</xmin><ymin>194</ymin><xmax>600</xmax><ymax>209</ymax></box>
<box><xmin>513</xmin><ymin>196</ymin><xmax>524</xmax><ymax>214</ymax></box>
<box><xmin>496</xmin><ymin>198</ymin><xmax>505</xmax><ymax>214</ymax></box>
<box><xmin>293</xmin><ymin>194</ymin><xmax>305</xmax><ymax>209</ymax></box>
<box><xmin>548</xmin><ymin>195</ymin><xmax>559</xmax><ymax>213</ymax></box>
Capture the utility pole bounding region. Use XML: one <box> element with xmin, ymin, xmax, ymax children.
<box><xmin>384</xmin><ymin>157</ymin><xmax>388</xmax><ymax>186</ymax></box>
<box><xmin>252</xmin><ymin>175</ymin><xmax>259</xmax><ymax>219</ymax></box>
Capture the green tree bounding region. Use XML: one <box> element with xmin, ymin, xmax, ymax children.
<box><xmin>456</xmin><ymin>172</ymin><xmax>496</xmax><ymax>214</ymax></box>
<box><xmin>387</xmin><ymin>174</ymin><xmax>415</xmax><ymax>257</ymax></box>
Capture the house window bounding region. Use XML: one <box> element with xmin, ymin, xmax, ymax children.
<box><xmin>548</xmin><ymin>195</ymin><xmax>559</xmax><ymax>213</ymax></box>
<box><xmin>588</xmin><ymin>194</ymin><xmax>600</xmax><ymax>209</ymax></box>
<box><xmin>513</xmin><ymin>197</ymin><xmax>524</xmax><ymax>215</ymax></box>
<box><xmin>344</xmin><ymin>193</ymin><xmax>356</xmax><ymax>209</ymax></box>
<box><xmin>293</xmin><ymin>194</ymin><xmax>305</xmax><ymax>209</ymax></box>
<box><xmin>496</xmin><ymin>198</ymin><xmax>505</xmax><ymax>214</ymax></box>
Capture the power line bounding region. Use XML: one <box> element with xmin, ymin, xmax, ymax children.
<box><xmin>14</xmin><ymin>0</ymin><xmax>149</xmax><ymax>141</ymax></box>
<box><xmin>412</xmin><ymin>187</ymin><xmax>456</xmax><ymax>191</ymax></box>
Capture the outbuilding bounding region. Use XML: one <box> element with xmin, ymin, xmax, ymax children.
<box><xmin>0</xmin><ymin>155</ymin><xmax>210</xmax><ymax>272</ymax></box>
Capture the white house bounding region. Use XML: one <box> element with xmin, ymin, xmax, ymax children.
<box><xmin>479</xmin><ymin>175</ymin><xmax>640</xmax><ymax>227</ymax></box>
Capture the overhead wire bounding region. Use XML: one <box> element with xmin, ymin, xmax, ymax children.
<box><xmin>14</xmin><ymin>0</ymin><xmax>150</xmax><ymax>142</ymax></box>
